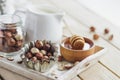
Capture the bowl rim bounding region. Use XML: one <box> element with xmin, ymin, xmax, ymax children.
<box><xmin>60</xmin><ymin>37</ymin><xmax>95</xmax><ymax>52</ymax></box>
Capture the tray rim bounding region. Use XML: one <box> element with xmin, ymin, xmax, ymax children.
<box><xmin>0</xmin><ymin>45</ymin><xmax>107</xmax><ymax>80</ymax></box>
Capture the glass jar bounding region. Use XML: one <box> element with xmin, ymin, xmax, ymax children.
<box><xmin>0</xmin><ymin>14</ymin><xmax>24</xmax><ymax>56</ymax></box>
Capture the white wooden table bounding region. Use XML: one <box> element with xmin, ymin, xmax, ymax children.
<box><xmin>0</xmin><ymin>0</ymin><xmax>120</xmax><ymax>80</ymax></box>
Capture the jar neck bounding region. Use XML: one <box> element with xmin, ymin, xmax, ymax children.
<box><xmin>1</xmin><ymin>21</ymin><xmax>22</xmax><ymax>29</ymax></box>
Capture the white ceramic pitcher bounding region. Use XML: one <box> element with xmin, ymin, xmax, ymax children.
<box><xmin>14</xmin><ymin>5</ymin><xmax>64</xmax><ymax>43</ymax></box>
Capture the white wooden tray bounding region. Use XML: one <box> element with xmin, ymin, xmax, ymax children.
<box><xmin>0</xmin><ymin>45</ymin><xmax>106</xmax><ymax>80</ymax></box>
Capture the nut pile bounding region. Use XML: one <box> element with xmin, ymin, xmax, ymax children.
<box><xmin>0</xmin><ymin>24</ymin><xmax>23</xmax><ymax>52</ymax></box>
<box><xmin>21</xmin><ymin>40</ymin><xmax>57</xmax><ymax>72</ymax></box>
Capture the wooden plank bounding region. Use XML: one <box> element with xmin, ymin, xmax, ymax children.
<box><xmin>47</xmin><ymin>0</ymin><xmax>120</xmax><ymax>50</ymax></box>
<box><xmin>71</xmin><ymin>76</ymin><xmax>81</xmax><ymax>80</ymax></box>
<box><xmin>79</xmin><ymin>63</ymin><xmax>120</xmax><ymax>80</ymax></box>
<box><xmin>99</xmin><ymin>52</ymin><xmax>120</xmax><ymax>78</ymax></box>
<box><xmin>0</xmin><ymin>67</ymin><xmax>30</xmax><ymax>80</ymax></box>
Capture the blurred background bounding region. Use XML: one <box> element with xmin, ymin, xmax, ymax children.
<box><xmin>0</xmin><ymin>0</ymin><xmax>120</xmax><ymax>27</ymax></box>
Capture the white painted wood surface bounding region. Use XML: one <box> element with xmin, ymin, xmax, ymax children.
<box><xmin>79</xmin><ymin>63</ymin><xmax>120</xmax><ymax>80</ymax></box>
<box><xmin>0</xmin><ymin>67</ymin><xmax>30</xmax><ymax>80</ymax></box>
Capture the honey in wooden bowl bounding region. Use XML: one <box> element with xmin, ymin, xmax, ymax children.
<box><xmin>60</xmin><ymin>35</ymin><xmax>95</xmax><ymax>62</ymax></box>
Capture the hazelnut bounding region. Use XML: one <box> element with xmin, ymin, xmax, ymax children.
<box><xmin>26</xmin><ymin>52</ymin><xmax>33</xmax><ymax>59</ymax></box>
<box><xmin>74</xmin><ymin>61</ymin><xmax>79</xmax><ymax>66</ymax></box>
<box><xmin>58</xmin><ymin>64</ymin><xmax>65</xmax><ymax>71</ymax></box>
<box><xmin>41</xmin><ymin>50</ymin><xmax>47</xmax><ymax>55</ymax></box>
<box><xmin>93</xmin><ymin>34</ymin><xmax>99</xmax><ymax>40</ymax></box>
<box><xmin>90</xmin><ymin>26</ymin><xmax>95</xmax><ymax>32</ymax></box>
<box><xmin>16</xmin><ymin>40</ymin><xmax>23</xmax><ymax>47</ymax></box>
<box><xmin>7</xmin><ymin>38</ymin><xmax>16</xmax><ymax>46</ymax></box>
<box><xmin>15</xmin><ymin>34</ymin><xmax>23</xmax><ymax>40</ymax></box>
<box><xmin>17</xmin><ymin>60</ymin><xmax>23</xmax><ymax>64</ymax></box>
<box><xmin>35</xmin><ymin>40</ymin><xmax>43</xmax><ymax>49</ymax></box>
<box><xmin>47</xmin><ymin>52</ymin><xmax>52</xmax><ymax>57</ymax></box>
<box><xmin>104</xmin><ymin>28</ymin><xmax>109</xmax><ymax>34</ymax></box>
<box><xmin>7</xmin><ymin>57</ymin><xmax>14</xmax><ymax>61</ymax></box>
<box><xmin>58</xmin><ymin>55</ymin><xmax>64</xmax><ymax>62</ymax></box>
<box><xmin>43</xmin><ymin>56</ymin><xmax>49</xmax><ymax>59</ymax></box>
<box><xmin>109</xmin><ymin>34</ymin><xmax>113</xmax><ymax>40</ymax></box>
<box><xmin>31</xmin><ymin>57</ymin><xmax>37</xmax><ymax>62</ymax></box>
<box><xmin>49</xmin><ymin>45</ymin><xmax>55</xmax><ymax>54</ymax></box>
<box><xmin>0</xmin><ymin>30</ymin><xmax>3</xmax><ymax>37</ymax></box>
<box><xmin>35</xmin><ymin>52</ymin><xmax>43</xmax><ymax>60</ymax></box>
<box><xmin>31</xmin><ymin>47</ymin><xmax>40</xmax><ymax>54</ymax></box>
<box><xmin>43</xmin><ymin>43</ymin><xmax>50</xmax><ymax>51</ymax></box>
<box><xmin>64</xmin><ymin>63</ymin><xmax>73</xmax><ymax>69</ymax></box>
<box><xmin>4</xmin><ymin>31</ymin><xmax>12</xmax><ymax>37</ymax></box>
<box><xmin>21</xmin><ymin>54</ymin><xmax>25</xmax><ymax>59</ymax></box>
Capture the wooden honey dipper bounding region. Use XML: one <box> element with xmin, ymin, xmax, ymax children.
<box><xmin>70</xmin><ymin>35</ymin><xmax>85</xmax><ymax>50</ymax></box>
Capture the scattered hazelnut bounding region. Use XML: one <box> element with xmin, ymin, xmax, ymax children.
<box><xmin>31</xmin><ymin>47</ymin><xmax>40</xmax><ymax>54</ymax></box>
<box><xmin>58</xmin><ymin>55</ymin><xmax>64</xmax><ymax>62</ymax></box>
<box><xmin>7</xmin><ymin>57</ymin><xmax>14</xmax><ymax>61</ymax></box>
<box><xmin>74</xmin><ymin>61</ymin><xmax>79</xmax><ymax>66</ymax></box>
<box><xmin>90</xmin><ymin>26</ymin><xmax>95</xmax><ymax>32</ymax></box>
<box><xmin>64</xmin><ymin>63</ymin><xmax>73</xmax><ymax>69</ymax></box>
<box><xmin>35</xmin><ymin>40</ymin><xmax>43</xmax><ymax>49</ymax></box>
<box><xmin>109</xmin><ymin>34</ymin><xmax>113</xmax><ymax>40</ymax></box>
<box><xmin>17</xmin><ymin>60</ymin><xmax>23</xmax><ymax>64</ymax></box>
<box><xmin>35</xmin><ymin>52</ymin><xmax>43</xmax><ymax>60</ymax></box>
<box><xmin>104</xmin><ymin>28</ymin><xmax>109</xmax><ymax>34</ymax></box>
<box><xmin>93</xmin><ymin>34</ymin><xmax>99</xmax><ymax>40</ymax></box>
<box><xmin>25</xmin><ymin>52</ymin><xmax>33</xmax><ymax>59</ymax></box>
<box><xmin>0</xmin><ymin>56</ymin><xmax>3</xmax><ymax>59</ymax></box>
<box><xmin>58</xmin><ymin>64</ymin><xmax>65</xmax><ymax>71</ymax></box>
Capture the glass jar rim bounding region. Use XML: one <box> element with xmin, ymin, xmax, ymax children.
<box><xmin>0</xmin><ymin>14</ymin><xmax>22</xmax><ymax>29</ymax></box>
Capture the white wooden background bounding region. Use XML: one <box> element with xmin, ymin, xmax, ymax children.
<box><xmin>0</xmin><ymin>0</ymin><xmax>120</xmax><ymax>80</ymax></box>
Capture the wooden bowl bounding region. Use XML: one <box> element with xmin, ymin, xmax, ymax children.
<box><xmin>60</xmin><ymin>37</ymin><xmax>95</xmax><ymax>62</ymax></box>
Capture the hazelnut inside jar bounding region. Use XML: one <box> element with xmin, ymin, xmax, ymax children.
<box><xmin>0</xmin><ymin>14</ymin><xmax>25</xmax><ymax>55</ymax></box>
